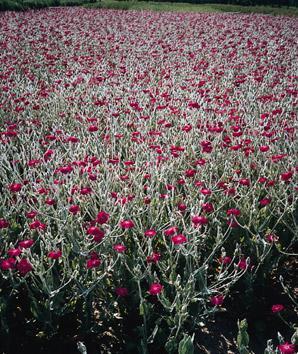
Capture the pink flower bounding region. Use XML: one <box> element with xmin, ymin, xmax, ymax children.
<box><xmin>149</xmin><ymin>282</ymin><xmax>163</xmax><ymax>295</ymax></box>
<box><xmin>26</xmin><ymin>211</ymin><xmax>37</xmax><ymax>219</ymax></box>
<box><xmin>18</xmin><ymin>239</ymin><xmax>34</xmax><ymax>249</ymax></box>
<box><xmin>87</xmin><ymin>226</ymin><xmax>105</xmax><ymax>242</ymax></box>
<box><xmin>113</xmin><ymin>244</ymin><xmax>127</xmax><ymax>253</ymax></box>
<box><xmin>227</xmin><ymin>208</ymin><xmax>241</xmax><ymax>217</ymax></box>
<box><xmin>17</xmin><ymin>259</ymin><xmax>33</xmax><ymax>276</ymax></box>
<box><xmin>115</xmin><ymin>287</ymin><xmax>129</xmax><ymax>297</ymax></box>
<box><xmin>9</xmin><ymin>183</ymin><xmax>22</xmax><ymax>193</ymax></box>
<box><xmin>219</xmin><ymin>256</ymin><xmax>232</xmax><ymax>265</ymax></box>
<box><xmin>120</xmin><ymin>219</ymin><xmax>135</xmax><ymax>229</ymax></box>
<box><xmin>164</xmin><ymin>226</ymin><xmax>179</xmax><ymax>236</ymax></box>
<box><xmin>29</xmin><ymin>220</ymin><xmax>46</xmax><ymax>231</ymax></box>
<box><xmin>86</xmin><ymin>253</ymin><xmax>101</xmax><ymax>269</ymax></box>
<box><xmin>144</xmin><ymin>229</ymin><xmax>156</xmax><ymax>238</ymax></box>
<box><xmin>201</xmin><ymin>188</ymin><xmax>212</xmax><ymax>196</ymax></box>
<box><xmin>177</xmin><ymin>203</ymin><xmax>187</xmax><ymax>212</ymax></box>
<box><xmin>7</xmin><ymin>248</ymin><xmax>21</xmax><ymax>257</ymax></box>
<box><xmin>201</xmin><ymin>202</ymin><xmax>214</xmax><ymax>213</ymax></box>
<box><xmin>277</xmin><ymin>343</ymin><xmax>296</xmax><ymax>354</ymax></box>
<box><xmin>280</xmin><ymin>171</ymin><xmax>293</xmax><ymax>182</ymax></box>
<box><xmin>266</xmin><ymin>234</ymin><xmax>279</xmax><ymax>243</ymax></box>
<box><xmin>69</xmin><ymin>205</ymin><xmax>80</xmax><ymax>215</ymax></box>
<box><xmin>259</xmin><ymin>198</ymin><xmax>271</xmax><ymax>207</ymax></box>
<box><xmin>48</xmin><ymin>250</ymin><xmax>62</xmax><ymax>259</ymax></box>
<box><xmin>271</xmin><ymin>304</ymin><xmax>285</xmax><ymax>313</ymax></box>
<box><xmin>237</xmin><ymin>258</ymin><xmax>248</xmax><ymax>270</ymax></box>
<box><xmin>210</xmin><ymin>295</ymin><xmax>224</xmax><ymax>306</ymax></box>
<box><xmin>171</xmin><ymin>234</ymin><xmax>187</xmax><ymax>245</ymax></box>
<box><xmin>0</xmin><ymin>258</ymin><xmax>16</xmax><ymax>271</ymax></box>
<box><xmin>146</xmin><ymin>252</ymin><xmax>161</xmax><ymax>264</ymax></box>
<box><xmin>0</xmin><ymin>219</ymin><xmax>10</xmax><ymax>229</ymax></box>
<box><xmin>96</xmin><ymin>211</ymin><xmax>110</xmax><ymax>224</ymax></box>
<box><xmin>192</xmin><ymin>215</ymin><xmax>208</xmax><ymax>226</ymax></box>
<box><xmin>239</xmin><ymin>178</ymin><xmax>250</xmax><ymax>187</ymax></box>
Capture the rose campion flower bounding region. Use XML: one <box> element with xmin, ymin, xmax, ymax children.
<box><xmin>227</xmin><ymin>208</ymin><xmax>241</xmax><ymax>217</ymax></box>
<box><xmin>277</xmin><ymin>343</ymin><xmax>296</xmax><ymax>354</ymax></box>
<box><xmin>87</xmin><ymin>226</ymin><xmax>105</xmax><ymax>242</ymax></box>
<box><xmin>259</xmin><ymin>198</ymin><xmax>271</xmax><ymax>207</ymax></box>
<box><xmin>26</xmin><ymin>211</ymin><xmax>38</xmax><ymax>219</ymax></box>
<box><xmin>266</xmin><ymin>234</ymin><xmax>279</xmax><ymax>243</ymax></box>
<box><xmin>271</xmin><ymin>304</ymin><xmax>285</xmax><ymax>313</ymax></box>
<box><xmin>7</xmin><ymin>248</ymin><xmax>21</xmax><ymax>257</ymax></box>
<box><xmin>171</xmin><ymin>234</ymin><xmax>187</xmax><ymax>245</ymax></box>
<box><xmin>96</xmin><ymin>211</ymin><xmax>110</xmax><ymax>224</ymax></box>
<box><xmin>239</xmin><ymin>178</ymin><xmax>250</xmax><ymax>186</ymax></box>
<box><xmin>86</xmin><ymin>252</ymin><xmax>101</xmax><ymax>269</ymax></box>
<box><xmin>149</xmin><ymin>282</ymin><xmax>163</xmax><ymax>295</ymax></box>
<box><xmin>164</xmin><ymin>226</ymin><xmax>179</xmax><ymax>236</ymax></box>
<box><xmin>29</xmin><ymin>220</ymin><xmax>46</xmax><ymax>231</ymax></box>
<box><xmin>9</xmin><ymin>183</ymin><xmax>22</xmax><ymax>193</ymax></box>
<box><xmin>144</xmin><ymin>229</ymin><xmax>156</xmax><ymax>238</ymax></box>
<box><xmin>113</xmin><ymin>244</ymin><xmax>127</xmax><ymax>253</ymax></box>
<box><xmin>17</xmin><ymin>259</ymin><xmax>33</xmax><ymax>276</ymax></box>
<box><xmin>201</xmin><ymin>202</ymin><xmax>214</xmax><ymax>213</ymax></box>
<box><xmin>120</xmin><ymin>219</ymin><xmax>134</xmax><ymax>229</ymax></box>
<box><xmin>280</xmin><ymin>171</ymin><xmax>293</xmax><ymax>182</ymax></box>
<box><xmin>201</xmin><ymin>188</ymin><xmax>212</xmax><ymax>196</ymax></box>
<box><xmin>210</xmin><ymin>295</ymin><xmax>224</xmax><ymax>306</ymax></box>
<box><xmin>115</xmin><ymin>287</ymin><xmax>129</xmax><ymax>297</ymax></box>
<box><xmin>219</xmin><ymin>256</ymin><xmax>232</xmax><ymax>265</ymax></box>
<box><xmin>192</xmin><ymin>215</ymin><xmax>208</xmax><ymax>226</ymax></box>
<box><xmin>48</xmin><ymin>250</ymin><xmax>62</xmax><ymax>259</ymax></box>
<box><xmin>146</xmin><ymin>252</ymin><xmax>161</xmax><ymax>264</ymax></box>
<box><xmin>0</xmin><ymin>258</ymin><xmax>16</xmax><ymax>271</ymax></box>
<box><xmin>19</xmin><ymin>239</ymin><xmax>34</xmax><ymax>249</ymax></box>
<box><xmin>69</xmin><ymin>205</ymin><xmax>80</xmax><ymax>215</ymax></box>
<box><xmin>0</xmin><ymin>219</ymin><xmax>9</xmax><ymax>229</ymax></box>
<box><xmin>177</xmin><ymin>203</ymin><xmax>187</xmax><ymax>212</ymax></box>
<box><xmin>237</xmin><ymin>258</ymin><xmax>248</xmax><ymax>270</ymax></box>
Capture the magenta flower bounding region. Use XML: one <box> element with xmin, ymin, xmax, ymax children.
<box><xmin>149</xmin><ymin>283</ymin><xmax>163</xmax><ymax>295</ymax></box>
<box><xmin>171</xmin><ymin>234</ymin><xmax>187</xmax><ymax>245</ymax></box>
<box><xmin>86</xmin><ymin>254</ymin><xmax>101</xmax><ymax>269</ymax></box>
<box><xmin>146</xmin><ymin>252</ymin><xmax>161</xmax><ymax>264</ymax></box>
<box><xmin>9</xmin><ymin>183</ymin><xmax>22</xmax><ymax>193</ymax></box>
<box><xmin>120</xmin><ymin>219</ymin><xmax>135</xmax><ymax>229</ymax></box>
<box><xmin>227</xmin><ymin>208</ymin><xmax>241</xmax><ymax>217</ymax></box>
<box><xmin>69</xmin><ymin>205</ymin><xmax>80</xmax><ymax>215</ymax></box>
<box><xmin>18</xmin><ymin>239</ymin><xmax>34</xmax><ymax>249</ymax></box>
<box><xmin>277</xmin><ymin>342</ymin><xmax>296</xmax><ymax>354</ymax></box>
<box><xmin>87</xmin><ymin>226</ymin><xmax>105</xmax><ymax>242</ymax></box>
<box><xmin>17</xmin><ymin>259</ymin><xmax>33</xmax><ymax>276</ymax></box>
<box><xmin>201</xmin><ymin>202</ymin><xmax>214</xmax><ymax>213</ymax></box>
<box><xmin>96</xmin><ymin>211</ymin><xmax>110</xmax><ymax>224</ymax></box>
<box><xmin>271</xmin><ymin>304</ymin><xmax>285</xmax><ymax>313</ymax></box>
<box><xmin>144</xmin><ymin>229</ymin><xmax>157</xmax><ymax>238</ymax></box>
<box><xmin>113</xmin><ymin>244</ymin><xmax>127</xmax><ymax>253</ymax></box>
<box><xmin>48</xmin><ymin>250</ymin><xmax>62</xmax><ymax>259</ymax></box>
<box><xmin>210</xmin><ymin>295</ymin><xmax>224</xmax><ymax>306</ymax></box>
<box><xmin>192</xmin><ymin>215</ymin><xmax>208</xmax><ymax>226</ymax></box>
<box><xmin>115</xmin><ymin>287</ymin><xmax>129</xmax><ymax>297</ymax></box>
<box><xmin>164</xmin><ymin>226</ymin><xmax>179</xmax><ymax>236</ymax></box>
<box><xmin>0</xmin><ymin>219</ymin><xmax>10</xmax><ymax>229</ymax></box>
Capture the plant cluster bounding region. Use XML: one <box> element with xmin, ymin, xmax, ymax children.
<box><xmin>0</xmin><ymin>8</ymin><xmax>297</xmax><ymax>353</ymax></box>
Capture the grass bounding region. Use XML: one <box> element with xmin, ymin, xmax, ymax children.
<box><xmin>84</xmin><ymin>1</ymin><xmax>298</xmax><ymax>16</ymax></box>
<box><xmin>0</xmin><ymin>0</ymin><xmax>297</xmax><ymax>15</ymax></box>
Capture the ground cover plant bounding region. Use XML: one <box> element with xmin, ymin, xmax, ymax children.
<box><xmin>0</xmin><ymin>8</ymin><xmax>297</xmax><ymax>354</ymax></box>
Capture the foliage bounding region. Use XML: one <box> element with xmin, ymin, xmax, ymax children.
<box><xmin>0</xmin><ymin>8</ymin><xmax>297</xmax><ymax>353</ymax></box>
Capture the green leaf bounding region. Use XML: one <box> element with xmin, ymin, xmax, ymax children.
<box><xmin>178</xmin><ymin>334</ymin><xmax>194</xmax><ymax>354</ymax></box>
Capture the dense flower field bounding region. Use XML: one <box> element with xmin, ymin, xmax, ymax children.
<box><xmin>0</xmin><ymin>8</ymin><xmax>297</xmax><ymax>353</ymax></box>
